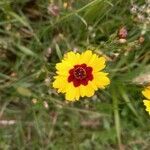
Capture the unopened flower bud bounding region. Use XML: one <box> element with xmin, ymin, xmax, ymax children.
<box><xmin>118</xmin><ymin>26</ymin><xmax>128</xmax><ymax>39</ymax></box>
<box><xmin>138</xmin><ymin>36</ymin><xmax>145</xmax><ymax>44</ymax></box>
<box><xmin>48</xmin><ymin>4</ymin><xmax>60</xmax><ymax>17</ymax></box>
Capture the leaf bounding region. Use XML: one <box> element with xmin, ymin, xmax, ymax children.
<box><xmin>9</xmin><ymin>12</ymin><xmax>29</xmax><ymax>27</ymax></box>
<box><xmin>55</xmin><ymin>43</ymin><xmax>62</xmax><ymax>60</ymax></box>
<box><xmin>16</xmin><ymin>87</ymin><xmax>32</xmax><ymax>97</ymax></box>
<box><xmin>16</xmin><ymin>44</ymin><xmax>37</xmax><ymax>57</ymax></box>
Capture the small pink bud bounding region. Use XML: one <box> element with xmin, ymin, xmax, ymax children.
<box><xmin>48</xmin><ymin>4</ymin><xmax>60</xmax><ymax>17</ymax></box>
<box><xmin>118</xmin><ymin>26</ymin><xmax>128</xmax><ymax>39</ymax></box>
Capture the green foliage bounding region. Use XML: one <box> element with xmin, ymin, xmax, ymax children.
<box><xmin>0</xmin><ymin>0</ymin><xmax>150</xmax><ymax>149</ymax></box>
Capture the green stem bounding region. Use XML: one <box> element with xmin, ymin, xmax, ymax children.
<box><xmin>112</xmin><ymin>87</ymin><xmax>122</xmax><ymax>149</ymax></box>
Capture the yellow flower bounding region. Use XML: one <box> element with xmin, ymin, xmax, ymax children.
<box><xmin>142</xmin><ymin>86</ymin><xmax>150</xmax><ymax>115</ymax></box>
<box><xmin>53</xmin><ymin>50</ymin><xmax>110</xmax><ymax>101</ymax></box>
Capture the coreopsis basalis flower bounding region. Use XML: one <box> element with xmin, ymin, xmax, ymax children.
<box><xmin>53</xmin><ymin>50</ymin><xmax>110</xmax><ymax>101</ymax></box>
<box><xmin>142</xmin><ymin>86</ymin><xmax>150</xmax><ymax>115</ymax></box>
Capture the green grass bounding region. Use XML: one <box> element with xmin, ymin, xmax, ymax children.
<box><xmin>0</xmin><ymin>0</ymin><xmax>150</xmax><ymax>149</ymax></box>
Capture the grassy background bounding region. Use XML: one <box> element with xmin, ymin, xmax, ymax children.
<box><xmin>0</xmin><ymin>0</ymin><xmax>150</xmax><ymax>149</ymax></box>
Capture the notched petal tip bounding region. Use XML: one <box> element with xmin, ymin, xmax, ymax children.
<box><xmin>143</xmin><ymin>99</ymin><xmax>150</xmax><ymax>114</ymax></box>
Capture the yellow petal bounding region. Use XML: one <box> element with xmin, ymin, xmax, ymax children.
<box><xmin>79</xmin><ymin>85</ymin><xmax>87</xmax><ymax>97</ymax></box>
<box><xmin>88</xmin><ymin>81</ymin><xmax>98</xmax><ymax>91</ymax></box>
<box><xmin>65</xmin><ymin>83</ymin><xmax>78</xmax><ymax>101</ymax></box>
<box><xmin>143</xmin><ymin>99</ymin><xmax>150</xmax><ymax>115</ymax></box>
<box><xmin>93</xmin><ymin>72</ymin><xmax>110</xmax><ymax>88</ymax></box>
<box><xmin>56</xmin><ymin>60</ymin><xmax>72</xmax><ymax>75</ymax></box>
<box><xmin>142</xmin><ymin>86</ymin><xmax>150</xmax><ymax>100</ymax></box>
<box><xmin>53</xmin><ymin>76</ymin><xmax>68</xmax><ymax>93</ymax></box>
<box><xmin>83</xmin><ymin>84</ymin><xmax>95</xmax><ymax>97</ymax></box>
<box><xmin>88</xmin><ymin>55</ymin><xmax>106</xmax><ymax>72</ymax></box>
<box><xmin>64</xmin><ymin>51</ymin><xmax>80</xmax><ymax>66</ymax></box>
<box><xmin>75</xmin><ymin>87</ymin><xmax>80</xmax><ymax>100</ymax></box>
<box><xmin>79</xmin><ymin>50</ymin><xmax>93</xmax><ymax>64</ymax></box>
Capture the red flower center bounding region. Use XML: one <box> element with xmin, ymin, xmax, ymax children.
<box><xmin>68</xmin><ymin>64</ymin><xmax>93</xmax><ymax>87</ymax></box>
<box><xmin>74</xmin><ymin>67</ymin><xmax>87</xmax><ymax>80</ymax></box>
